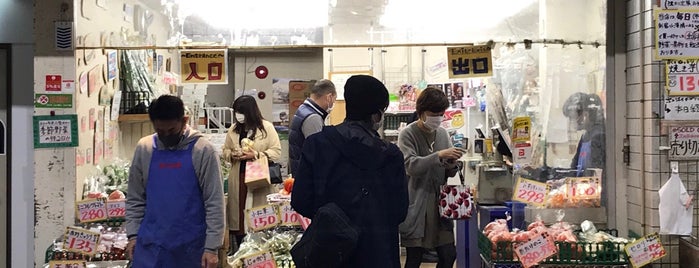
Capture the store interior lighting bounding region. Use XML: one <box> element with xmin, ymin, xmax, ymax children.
<box><xmin>177</xmin><ymin>0</ymin><xmax>329</xmax><ymax>29</ymax></box>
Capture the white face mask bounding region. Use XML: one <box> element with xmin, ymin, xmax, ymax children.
<box><xmin>326</xmin><ymin>103</ymin><xmax>334</xmax><ymax>113</ymax></box>
<box><xmin>235</xmin><ymin>113</ymin><xmax>246</xmax><ymax>124</ymax></box>
<box><xmin>423</xmin><ymin>115</ymin><xmax>443</xmax><ymax>131</ymax></box>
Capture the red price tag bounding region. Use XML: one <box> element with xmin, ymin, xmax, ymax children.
<box><xmin>625</xmin><ymin>233</ymin><xmax>667</xmax><ymax>268</ymax></box>
<box><xmin>514</xmin><ymin>232</ymin><xmax>557</xmax><ymax>268</ymax></box>
<box><xmin>63</xmin><ymin>226</ymin><xmax>100</xmax><ymax>256</ymax></box>
<box><xmin>300</xmin><ymin>216</ymin><xmax>312</xmax><ymax>231</ymax></box>
<box><xmin>278</xmin><ymin>202</ymin><xmax>301</xmax><ymax>226</ymax></box>
<box><xmin>106</xmin><ymin>199</ymin><xmax>126</xmax><ymax>219</ymax></box>
<box><xmin>512</xmin><ymin>177</ymin><xmax>548</xmax><ymax>206</ymax></box>
<box><xmin>48</xmin><ymin>260</ymin><xmax>87</xmax><ymax>268</ymax></box>
<box><xmin>75</xmin><ymin>199</ymin><xmax>108</xmax><ymax>223</ymax></box>
<box><xmin>567</xmin><ymin>177</ymin><xmax>601</xmax><ymax>200</ymax></box>
<box><xmin>246</xmin><ymin>205</ymin><xmax>280</xmax><ymax>232</ymax></box>
<box><xmin>242</xmin><ymin>251</ymin><xmax>277</xmax><ymax>268</ymax></box>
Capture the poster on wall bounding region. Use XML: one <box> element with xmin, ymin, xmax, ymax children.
<box><xmin>34</xmin><ymin>94</ymin><xmax>73</xmax><ymax>109</ymax></box>
<box><xmin>443</xmin><ymin>82</ymin><xmax>465</xmax><ymax>108</ymax></box>
<box><xmin>666</xmin><ymin>60</ymin><xmax>699</xmax><ymax>95</ymax></box>
<box><xmin>93</xmin><ymin>109</ymin><xmax>104</xmax><ymax>164</ymax></box>
<box><xmin>659</xmin><ymin>1</ymin><xmax>699</xmax><ymax>9</ymax></box>
<box><xmin>87</xmin><ymin>65</ymin><xmax>103</xmax><ymax>97</ymax></box>
<box><xmin>272</xmin><ymin>78</ymin><xmax>291</xmax><ymax>137</ymax></box>
<box><xmin>447</xmin><ymin>45</ymin><xmax>493</xmax><ymax>79</ymax></box>
<box><xmin>107</xmin><ymin>50</ymin><xmax>118</xmax><ymax>81</ymax></box>
<box><xmin>33</xmin><ymin>115</ymin><xmax>79</xmax><ymax>148</ymax></box>
<box><xmin>665</xmin><ymin>96</ymin><xmax>699</xmax><ymax>120</ymax></box>
<box><xmin>655</xmin><ymin>10</ymin><xmax>699</xmax><ymax>59</ymax></box>
<box><xmin>288</xmin><ymin>80</ymin><xmax>314</xmax><ymax>122</ymax></box>
<box><xmin>668</xmin><ymin>125</ymin><xmax>699</xmax><ymax>160</ymax></box>
<box><xmin>179</xmin><ymin>49</ymin><xmax>228</xmax><ymax>84</ymax></box>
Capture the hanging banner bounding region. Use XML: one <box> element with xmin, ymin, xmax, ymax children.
<box><xmin>665</xmin><ymin>96</ymin><xmax>699</xmax><ymax>119</ymax></box>
<box><xmin>179</xmin><ymin>49</ymin><xmax>228</xmax><ymax>84</ymax></box>
<box><xmin>33</xmin><ymin>115</ymin><xmax>79</xmax><ymax>148</ymax></box>
<box><xmin>668</xmin><ymin>125</ymin><xmax>699</xmax><ymax>160</ymax></box>
<box><xmin>447</xmin><ymin>45</ymin><xmax>493</xmax><ymax>78</ymax></box>
<box><xmin>666</xmin><ymin>59</ymin><xmax>699</xmax><ymax>95</ymax></box>
<box><xmin>625</xmin><ymin>233</ymin><xmax>667</xmax><ymax>268</ymax></box>
<box><xmin>655</xmin><ymin>9</ymin><xmax>699</xmax><ymax>59</ymax></box>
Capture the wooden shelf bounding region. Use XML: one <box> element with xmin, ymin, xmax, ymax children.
<box><xmin>118</xmin><ymin>114</ymin><xmax>150</xmax><ymax>122</ymax></box>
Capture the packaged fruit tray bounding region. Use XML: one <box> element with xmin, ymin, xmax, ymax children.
<box><xmin>479</xmin><ymin>229</ymin><xmax>629</xmax><ymax>265</ymax></box>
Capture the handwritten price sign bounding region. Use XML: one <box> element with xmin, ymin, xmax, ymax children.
<box><xmin>48</xmin><ymin>260</ymin><xmax>86</xmax><ymax>268</ymax></box>
<box><xmin>242</xmin><ymin>251</ymin><xmax>277</xmax><ymax>268</ymax></box>
<box><xmin>512</xmin><ymin>177</ymin><xmax>549</xmax><ymax>207</ymax></box>
<box><xmin>63</xmin><ymin>226</ymin><xmax>101</xmax><ymax>256</ymax></box>
<box><xmin>514</xmin><ymin>232</ymin><xmax>557</xmax><ymax>268</ymax></box>
<box><xmin>567</xmin><ymin>177</ymin><xmax>601</xmax><ymax>200</ymax></box>
<box><xmin>106</xmin><ymin>199</ymin><xmax>126</xmax><ymax>219</ymax></box>
<box><xmin>279</xmin><ymin>202</ymin><xmax>301</xmax><ymax>226</ymax></box>
<box><xmin>246</xmin><ymin>204</ymin><xmax>280</xmax><ymax>232</ymax></box>
<box><xmin>625</xmin><ymin>233</ymin><xmax>667</xmax><ymax>268</ymax></box>
<box><xmin>75</xmin><ymin>199</ymin><xmax>108</xmax><ymax>223</ymax></box>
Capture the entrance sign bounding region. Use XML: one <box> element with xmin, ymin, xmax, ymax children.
<box><xmin>180</xmin><ymin>49</ymin><xmax>228</xmax><ymax>84</ymax></box>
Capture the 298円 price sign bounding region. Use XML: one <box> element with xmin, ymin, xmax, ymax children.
<box><xmin>624</xmin><ymin>233</ymin><xmax>667</xmax><ymax>268</ymax></box>
<box><xmin>33</xmin><ymin>115</ymin><xmax>79</xmax><ymax>148</ymax></box>
<box><xmin>63</xmin><ymin>226</ymin><xmax>101</xmax><ymax>256</ymax></box>
<box><xmin>514</xmin><ymin>232</ymin><xmax>557</xmax><ymax>268</ymax></box>
<box><xmin>242</xmin><ymin>251</ymin><xmax>277</xmax><ymax>268</ymax></box>
<box><xmin>278</xmin><ymin>202</ymin><xmax>301</xmax><ymax>226</ymax></box>
<box><xmin>75</xmin><ymin>199</ymin><xmax>108</xmax><ymax>223</ymax></box>
<box><xmin>246</xmin><ymin>204</ymin><xmax>280</xmax><ymax>232</ymax></box>
<box><xmin>512</xmin><ymin>177</ymin><xmax>549</xmax><ymax>207</ymax></box>
<box><xmin>446</xmin><ymin>45</ymin><xmax>493</xmax><ymax>78</ymax></box>
<box><xmin>106</xmin><ymin>199</ymin><xmax>126</xmax><ymax>219</ymax></box>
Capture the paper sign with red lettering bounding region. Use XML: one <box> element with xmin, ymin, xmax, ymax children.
<box><xmin>246</xmin><ymin>204</ymin><xmax>280</xmax><ymax>232</ymax></box>
<box><xmin>625</xmin><ymin>233</ymin><xmax>667</xmax><ymax>268</ymax></box>
<box><xmin>242</xmin><ymin>251</ymin><xmax>277</xmax><ymax>268</ymax></box>
<box><xmin>63</xmin><ymin>226</ymin><xmax>101</xmax><ymax>256</ymax></box>
<box><xmin>567</xmin><ymin>177</ymin><xmax>601</xmax><ymax>200</ymax></box>
<box><xmin>46</xmin><ymin>75</ymin><xmax>63</xmax><ymax>91</ymax></box>
<box><xmin>75</xmin><ymin>199</ymin><xmax>108</xmax><ymax>223</ymax></box>
<box><xmin>514</xmin><ymin>232</ymin><xmax>557</xmax><ymax>268</ymax></box>
<box><xmin>48</xmin><ymin>260</ymin><xmax>87</xmax><ymax>268</ymax></box>
<box><xmin>278</xmin><ymin>202</ymin><xmax>301</xmax><ymax>226</ymax></box>
<box><xmin>106</xmin><ymin>199</ymin><xmax>126</xmax><ymax>219</ymax></box>
<box><xmin>512</xmin><ymin>177</ymin><xmax>549</xmax><ymax>207</ymax></box>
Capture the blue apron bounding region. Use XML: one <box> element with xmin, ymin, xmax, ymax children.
<box><xmin>576</xmin><ymin>141</ymin><xmax>591</xmax><ymax>176</ymax></box>
<box><xmin>132</xmin><ymin>136</ymin><xmax>206</xmax><ymax>268</ymax></box>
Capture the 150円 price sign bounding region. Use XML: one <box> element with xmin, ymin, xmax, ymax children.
<box><xmin>246</xmin><ymin>204</ymin><xmax>280</xmax><ymax>232</ymax></box>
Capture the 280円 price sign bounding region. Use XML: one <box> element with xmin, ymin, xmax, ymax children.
<box><xmin>63</xmin><ymin>226</ymin><xmax>101</xmax><ymax>256</ymax></box>
<box><xmin>624</xmin><ymin>233</ymin><xmax>667</xmax><ymax>268</ymax></box>
<box><xmin>246</xmin><ymin>204</ymin><xmax>280</xmax><ymax>232</ymax></box>
<box><xmin>446</xmin><ymin>45</ymin><xmax>493</xmax><ymax>79</ymax></box>
<box><xmin>514</xmin><ymin>232</ymin><xmax>557</xmax><ymax>268</ymax></box>
<box><xmin>75</xmin><ymin>199</ymin><xmax>108</xmax><ymax>223</ymax></box>
<box><xmin>512</xmin><ymin>177</ymin><xmax>549</xmax><ymax>207</ymax></box>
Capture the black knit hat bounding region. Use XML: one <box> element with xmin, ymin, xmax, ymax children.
<box><xmin>344</xmin><ymin>75</ymin><xmax>389</xmax><ymax>120</ymax></box>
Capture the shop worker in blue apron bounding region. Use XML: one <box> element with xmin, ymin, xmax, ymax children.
<box><xmin>562</xmin><ymin>92</ymin><xmax>605</xmax><ymax>176</ymax></box>
<box><xmin>125</xmin><ymin>95</ymin><xmax>225</xmax><ymax>268</ymax></box>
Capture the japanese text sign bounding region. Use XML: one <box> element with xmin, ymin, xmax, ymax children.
<box><xmin>668</xmin><ymin>125</ymin><xmax>699</xmax><ymax>160</ymax></box>
<box><xmin>666</xmin><ymin>59</ymin><xmax>699</xmax><ymax>95</ymax></box>
<box><xmin>106</xmin><ymin>199</ymin><xmax>126</xmax><ymax>219</ymax></box>
<box><xmin>665</xmin><ymin>96</ymin><xmax>699</xmax><ymax>119</ymax></box>
<box><xmin>625</xmin><ymin>233</ymin><xmax>667</xmax><ymax>268</ymax></box>
<box><xmin>514</xmin><ymin>232</ymin><xmax>557</xmax><ymax>268</ymax></box>
<box><xmin>447</xmin><ymin>45</ymin><xmax>493</xmax><ymax>78</ymax></box>
<box><xmin>567</xmin><ymin>177</ymin><xmax>601</xmax><ymax>200</ymax></box>
<box><xmin>242</xmin><ymin>251</ymin><xmax>277</xmax><ymax>268</ymax></box>
<box><xmin>279</xmin><ymin>202</ymin><xmax>301</xmax><ymax>227</ymax></box>
<box><xmin>46</xmin><ymin>75</ymin><xmax>62</xmax><ymax>91</ymax></box>
<box><xmin>655</xmin><ymin>10</ymin><xmax>699</xmax><ymax>59</ymax></box>
<box><xmin>512</xmin><ymin>117</ymin><xmax>532</xmax><ymax>142</ymax></box>
<box><xmin>512</xmin><ymin>177</ymin><xmax>549</xmax><ymax>207</ymax></box>
<box><xmin>35</xmin><ymin>94</ymin><xmax>73</xmax><ymax>108</ymax></box>
<box><xmin>660</xmin><ymin>0</ymin><xmax>699</xmax><ymax>9</ymax></box>
<box><xmin>63</xmin><ymin>226</ymin><xmax>101</xmax><ymax>256</ymax></box>
<box><xmin>47</xmin><ymin>260</ymin><xmax>86</xmax><ymax>268</ymax></box>
<box><xmin>75</xmin><ymin>199</ymin><xmax>108</xmax><ymax>223</ymax></box>
<box><xmin>33</xmin><ymin>115</ymin><xmax>79</xmax><ymax>148</ymax></box>
<box><xmin>179</xmin><ymin>49</ymin><xmax>228</xmax><ymax>84</ymax></box>
<box><xmin>246</xmin><ymin>204</ymin><xmax>280</xmax><ymax>232</ymax></box>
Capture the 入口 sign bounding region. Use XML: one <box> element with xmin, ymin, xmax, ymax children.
<box><xmin>180</xmin><ymin>49</ymin><xmax>228</xmax><ymax>84</ymax></box>
<box><xmin>447</xmin><ymin>45</ymin><xmax>493</xmax><ymax>78</ymax></box>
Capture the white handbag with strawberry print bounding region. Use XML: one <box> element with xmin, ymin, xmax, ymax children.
<box><xmin>439</xmin><ymin>161</ymin><xmax>474</xmax><ymax>220</ymax></box>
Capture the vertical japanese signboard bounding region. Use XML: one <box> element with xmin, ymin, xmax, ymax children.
<box><xmin>655</xmin><ymin>10</ymin><xmax>699</xmax><ymax>59</ymax></box>
<box><xmin>180</xmin><ymin>49</ymin><xmax>228</xmax><ymax>84</ymax></box>
<box><xmin>668</xmin><ymin>125</ymin><xmax>699</xmax><ymax>160</ymax></box>
<box><xmin>447</xmin><ymin>45</ymin><xmax>493</xmax><ymax>78</ymax></box>
<box><xmin>33</xmin><ymin>115</ymin><xmax>79</xmax><ymax>148</ymax></box>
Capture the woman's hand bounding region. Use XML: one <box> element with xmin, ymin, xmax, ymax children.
<box><xmin>233</xmin><ymin>150</ymin><xmax>256</xmax><ymax>161</ymax></box>
<box><xmin>438</xmin><ymin>147</ymin><xmax>465</xmax><ymax>161</ymax></box>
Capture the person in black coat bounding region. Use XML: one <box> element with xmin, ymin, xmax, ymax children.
<box><xmin>562</xmin><ymin>92</ymin><xmax>605</xmax><ymax>176</ymax></box>
<box><xmin>291</xmin><ymin>75</ymin><xmax>409</xmax><ymax>268</ymax></box>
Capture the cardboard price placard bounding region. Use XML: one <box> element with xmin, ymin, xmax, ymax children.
<box><xmin>278</xmin><ymin>202</ymin><xmax>301</xmax><ymax>226</ymax></box>
<box><xmin>106</xmin><ymin>199</ymin><xmax>126</xmax><ymax>219</ymax></box>
<box><xmin>625</xmin><ymin>233</ymin><xmax>667</xmax><ymax>268</ymax></box>
<box><xmin>75</xmin><ymin>199</ymin><xmax>108</xmax><ymax>223</ymax></box>
<box><xmin>63</xmin><ymin>226</ymin><xmax>101</xmax><ymax>256</ymax></box>
<box><xmin>242</xmin><ymin>250</ymin><xmax>277</xmax><ymax>268</ymax></box>
<box><xmin>514</xmin><ymin>232</ymin><xmax>557</xmax><ymax>268</ymax></box>
<box><xmin>567</xmin><ymin>177</ymin><xmax>601</xmax><ymax>200</ymax></box>
<box><xmin>512</xmin><ymin>177</ymin><xmax>549</xmax><ymax>207</ymax></box>
<box><xmin>246</xmin><ymin>204</ymin><xmax>280</xmax><ymax>232</ymax></box>
<box><xmin>47</xmin><ymin>260</ymin><xmax>87</xmax><ymax>268</ymax></box>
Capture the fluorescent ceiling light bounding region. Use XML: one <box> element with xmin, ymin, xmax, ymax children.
<box><xmin>179</xmin><ymin>0</ymin><xmax>329</xmax><ymax>29</ymax></box>
<box><xmin>380</xmin><ymin>0</ymin><xmax>536</xmax><ymax>29</ymax></box>
<box><xmin>350</xmin><ymin>11</ymin><xmax>359</xmax><ymax>15</ymax></box>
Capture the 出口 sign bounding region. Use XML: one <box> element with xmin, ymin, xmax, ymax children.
<box><xmin>668</xmin><ymin>125</ymin><xmax>699</xmax><ymax>160</ymax></box>
<box><xmin>179</xmin><ymin>49</ymin><xmax>228</xmax><ymax>84</ymax></box>
<box><xmin>33</xmin><ymin>114</ymin><xmax>79</xmax><ymax>148</ymax></box>
<box><xmin>447</xmin><ymin>45</ymin><xmax>493</xmax><ymax>78</ymax></box>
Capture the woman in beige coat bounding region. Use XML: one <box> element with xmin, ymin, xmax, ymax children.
<box><xmin>222</xmin><ymin>95</ymin><xmax>281</xmax><ymax>248</ymax></box>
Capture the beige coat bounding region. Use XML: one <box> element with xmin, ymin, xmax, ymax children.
<box><xmin>222</xmin><ymin>120</ymin><xmax>282</xmax><ymax>231</ymax></box>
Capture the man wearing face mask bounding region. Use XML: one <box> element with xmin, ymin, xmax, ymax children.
<box><xmin>125</xmin><ymin>95</ymin><xmax>224</xmax><ymax>268</ymax></box>
<box><xmin>288</xmin><ymin>79</ymin><xmax>336</xmax><ymax>174</ymax></box>
<box><xmin>398</xmin><ymin>87</ymin><xmax>464</xmax><ymax>268</ymax></box>
<box><xmin>291</xmin><ymin>75</ymin><xmax>408</xmax><ymax>267</ymax></box>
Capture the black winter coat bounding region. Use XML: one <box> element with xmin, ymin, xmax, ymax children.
<box><xmin>291</xmin><ymin>121</ymin><xmax>409</xmax><ymax>268</ymax></box>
